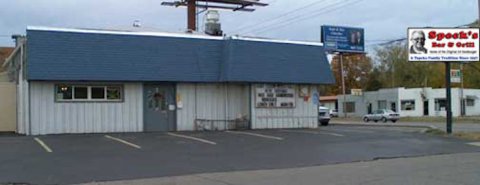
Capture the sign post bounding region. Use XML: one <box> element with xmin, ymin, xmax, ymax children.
<box><xmin>445</xmin><ymin>62</ymin><xmax>452</xmax><ymax>133</ymax></box>
<box><xmin>408</xmin><ymin>28</ymin><xmax>480</xmax><ymax>134</ymax></box>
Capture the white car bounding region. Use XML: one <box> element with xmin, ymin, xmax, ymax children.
<box><xmin>329</xmin><ymin>109</ymin><xmax>338</xmax><ymax>117</ymax></box>
<box><xmin>363</xmin><ymin>109</ymin><xmax>400</xmax><ymax>123</ymax></box>
<box><xmin>318</xmin><ymin>106</ymin><xmax>331</xmax><ymax>126</ymax></box>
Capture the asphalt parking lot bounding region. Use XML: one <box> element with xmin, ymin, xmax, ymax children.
<box><xmin>1</xmin><ymin>125</ymin><xmax>480</xmax><ymax>185</ymax></box>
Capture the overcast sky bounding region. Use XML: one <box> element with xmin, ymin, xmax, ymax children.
<box><xmin>0</xmin><ymin>0</ymin><xmax>478</xmax><ymax>49</ymax></box>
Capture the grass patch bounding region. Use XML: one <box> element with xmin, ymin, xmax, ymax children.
<box><xmin>453</xmin><ymin>132</ymin><xmax>480</xmax><ymax>141</ymax></box>
<box><xmin>401</xmin><ymin>116</ymin><xmax>480</xmax><ymax>123</ymax></box>
<box><xmin>423</xmin><ymin>128</ymin><xmax>446</xmax><ymax>135</ymax></box>
<box><xmin>423</xmin><ymin>128</ymin><xmax>480</xmax><ymax>141</ymax></box>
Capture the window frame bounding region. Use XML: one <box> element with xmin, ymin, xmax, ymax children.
<box><xmin>434</xmin><ymin>98</ymin><xmax>447</xmax><ymax>111</ymax></box>
<box><xmin>466</xmin><ymin>98</ymin><xmax>475</xmax><ymax>107</ymax></box>
<box><xmin>377</xmin><ymin>100</ymin><xmax>387</xmax><ymax>110</ymax></box>
<box><xmin>345</xmin><ymin>102</ymin><xmax>356</xmax><ymax>113</ymax></box>
<box><xmin>55</xmin><ymin>84</ymin><xmax>124</xmax><ymax>103</ymax></box>
<box><xmin>401</xmin><ymin>100</ymin><xmax>416</xmax><ymax>111</ymax></box>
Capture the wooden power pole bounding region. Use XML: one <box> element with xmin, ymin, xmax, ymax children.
<box><xmin>162</xmin><ymin>0</ymin><xmax>268</xmax><ymax>31</ymax></box>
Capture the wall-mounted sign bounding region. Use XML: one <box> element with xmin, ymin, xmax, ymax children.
<box><xmin>408</xmin><ymin>28</ymin><xmax>480</xmax><ymax>62</ymax></box>
<box><xmin>351</xmin><ymin>89</ymin><xmax>363</xmax><ymax>96</ymax></box>
<box><xmin>255</xmin><ymin>85</ymin><xmax>295</xmax><ymax>108</ymax></box>
<box><xmin>450</xmin><ymin>69</ymin><xmax>461</xmax><ymax>83</ymax></box>
<box><xmin>321</xmin><ymin>25</ymin><xmax>365</xmax><ymax>53</ymax></box>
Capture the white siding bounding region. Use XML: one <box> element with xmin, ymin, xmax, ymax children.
<box><xmin>398</xmin><ymin>88</ymin><xmax>425</xmax><ymax>117</ymax></box>
<box><xmin>176</xmin><ymin>83</ymin><xmax>250</xmax><ymax>131</ymax></box>
<box><xmin>464</xmin><ymin>89</ymin><xmax>480</xmax><ymax>116</ymax></box>
<box><xmin>338</xmin><ymin>87</ymin><xmax>480</xmax><ymax>118</ymax></box>
<box><xmin>29</xmin><ymin>82</ymin><xmax>143</xmax><ymax>135</ymax></box>
<box><xmin>338</xmin><ymin>89</ymin><xmax>401</xmax><ymax>117</ymax></box>
<box><xmin>251</xmin><ymin>84</ymin><xmax>318</xmax><ymax>129</ymax></box>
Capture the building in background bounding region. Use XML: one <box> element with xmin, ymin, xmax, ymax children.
<box><xmin>5</xmin><ymin>27</ymin><xmax>334</xmax><ymax>135</ymax></box>
<box><xmin>0</xmin><ymin>47</ymin><xmax>16</xmax><ymax>132</ymax></box>
<box><xmin>337</xmin><ymin>87</ymin><xmax>480</xmax><ymax>118</ymax></box>
<box><xmin>319</xmin><ymin>96</ymin><xmax>337</xmax><ymax>111</ymax></box>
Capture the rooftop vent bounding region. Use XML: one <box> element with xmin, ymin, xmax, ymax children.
<box><xmin>204</xmin><ymin>10</ymin><xmax>222</xmax><ymax>36</ymax></box>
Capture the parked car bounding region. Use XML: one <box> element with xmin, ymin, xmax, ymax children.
<box><xmin>318</xmin><ymin>106</ymin><xmax>331</xmax><ymax>126</ymax></box>
<box><xmin>329</xmin><ymin>109</ymin><xmax>338</xmax><ymax>117</ymax></box>
<box><xmin>363</xmin><ymin>109</ymin><xmax>400</xmax><ymax>123</ymax></box>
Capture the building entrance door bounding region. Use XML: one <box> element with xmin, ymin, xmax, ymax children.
<box><xmin>143</xmin><ymin>84</ymin><xmax>176</xmax><ymax>132</ymax></box>
<box><xmin>423</xmin><ymin>100</ymin><xmax>429</xmax><ymax>116</ymax></box>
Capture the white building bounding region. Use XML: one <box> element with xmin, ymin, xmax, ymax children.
<box><xmin>338</xmin><ymin>87</ymin><xmax>480</xmax><ymax>117</ymax></box>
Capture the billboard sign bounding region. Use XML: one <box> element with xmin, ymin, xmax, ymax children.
<box><xmin>408</xmin><ymin>28</ymin><xmax>480</xmax><ymax>62</ymax></box>
<box><xmin>321</xmin><ymin>25</ymin><xmax>365</xmax><ymax>53</ymax></box>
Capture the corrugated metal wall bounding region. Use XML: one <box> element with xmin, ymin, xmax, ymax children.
<box><xmin>29</xmin><ymin>82</ymin><xmax>143</xmax><ymax>135</ymax></box>
<box><xmin>176</xmin><ymin>83</ymin><xmax>249</xmax><ymax>131</ymax></box>
<box><xmin>251</xmin><ymin>84</ymin><xmax>318</xmax><ymax>129</ymax></box>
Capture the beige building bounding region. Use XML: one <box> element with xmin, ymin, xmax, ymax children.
<box><xmin>0</xmin><ymin>47</ymin><xmax>16</xmax><ymax>132</ymax></box>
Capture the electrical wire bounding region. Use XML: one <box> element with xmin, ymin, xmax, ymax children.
<box><xmin>247</xmin><ymin>0</ymin><xmax>364</xmax><ymax>35</ymax></box>
<box><xmin>367</xmin><ymin>22</ymin><xmax>476</xmax><ymax>46</ymax></box>
<box><xmin>232</xmin><ymin>0</ymin><xmax>330</xmax><ymax>33</ymax></box>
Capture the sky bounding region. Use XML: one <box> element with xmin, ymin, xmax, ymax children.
<box><xmin>0</xmin><ymin>0</ymin><xmax>478</xmax><ymax>50</ymax></box>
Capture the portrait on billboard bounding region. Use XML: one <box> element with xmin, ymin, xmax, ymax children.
<box><xmin>409</xmin><ymin>30</ymin><xmax>428</xmax><ymax>54</ymax></box>
<box><xmin>350</xmin><ymin>31</ymin><xmax>363</xmax><ymax>46</ymax></box>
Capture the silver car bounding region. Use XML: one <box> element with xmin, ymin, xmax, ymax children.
<box><xmin>363</xmin><ymin>109</ymin><xmax>400</xmax><ymax>123</ymax></box>
<box><xmin>318</xmin><ymin>106</ymin><xmax>331</xmax><ymax>126</ymax></box>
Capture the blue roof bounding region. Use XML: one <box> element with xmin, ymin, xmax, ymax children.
<box><xmin>26</xmin><ymin>27</ymin><xmax>334</xmax><ymax>84</ymax></box>
<box><xmin>222</xmin><ymin>38</ymin><xmax>334</xmax><ymax>84</ymax></box>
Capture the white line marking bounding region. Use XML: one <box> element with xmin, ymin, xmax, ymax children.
<box><xmin>468</xmin><ymin>142</ymin><xmax>480</xmax><ymax>147</ymax></box>
<box><xmin>226</xmin><ymin>130</ymin><xmax>284</xmax><ymax>140</ymax></box>
<box><xmin>34</xmin><ymin>137</ymin><xmax>53</xmax><ymax>153</ymax></box>
<box><xmin>317</xmin><ymin>131</ymin><xmax>344</xmax><ymax>137</ymax></box>
<box><xmin>105</xmin><ymin>135</ymin><xmax>142</xmax><ymax>149</ymax></box>
<box><xmin>281</xmin><ymin>130</ymin><xmax>344</xmax><ymax>137</ymax></box>
<box><xmin>167</xmin><ymin>132</ymin><xmax>217</xmax><ymax>145</ymax></box>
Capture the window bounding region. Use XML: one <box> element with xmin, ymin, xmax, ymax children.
<box><xmin>91</xmin><ymin>87</ymin><xmax>105</xmax><ymax>99</ymax></box>
<box><xmin>55</xmin><ymin>84</ymin><xmax>123</xmax><ymax>102</ymax></box>
<box><xmin>435</xmin><ymin>98</ymin><xmax>446</xmax><ymax>111</ymax></box>
<box><xmin>56</xmin><ymin>85</ymin><xmax>72</xmax><ymax>100</ymax></box>
<box><xmin>74</xmin><ymin>86</ymin><xmax>88</xmax><ymax>99</ymax></box>
<box><xmin>345</xmin><ymin>102</ymin><xmax>355</xmax><ymax>113</ymax></box>
<box><xmin>401</xmin><ymin>100</ymin><xmax>415</xmax><ymax>111</ymax></box>
<box><xmin>466</xmin><ymin>98</ymin><xmax>475</xmax><ymax>107</ymax></box>
<box><xmin>107</xmin><ymin>86</ymin><xmax>122</xmax><ymax>100</ymax></box>
<box><xmin>378</xmin><ymin>100</ymin><xmax>387</xmax><ymax>110</ymax></box>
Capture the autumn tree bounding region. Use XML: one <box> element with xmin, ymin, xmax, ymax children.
<box><xmin>326</xmin><ymin>54</ymin><xmax>373</xmax><ymax>95</ymax></box>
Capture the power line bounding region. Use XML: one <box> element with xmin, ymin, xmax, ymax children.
<box><xmin>248</xmin><ymin>0</ymin><xmax>364</xmax><ymax>35</ymax></box>
<box><xmin>241</xmin><ymin>0</ymin><xmax>344</xmax><ymax>34</ymax></box>
<box><xmin>232</xmin><ymin>0</ymin><xmax>330</xmax><ymax>33</ymax></box>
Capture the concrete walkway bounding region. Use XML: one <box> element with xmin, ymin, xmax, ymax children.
<box><xmin>81</xmin><ymin>152</ymin><xmax>480</xmax><ymax>185</ymax></box>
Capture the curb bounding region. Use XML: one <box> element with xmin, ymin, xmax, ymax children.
<box><xmin>331</xmin><ymin>122</ymin><xmax>438</xmax><ymax>130</ymax></box>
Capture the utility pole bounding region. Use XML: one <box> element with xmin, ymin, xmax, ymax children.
<box><xmin>339</xmin><ymin>53</ymin><xmax>347</xmax><ymax>118</ymax></box>
<box><xmin>445</xmin><ymin>62</ymin><xmax>452</xmax><ymax>134</ymax></box>
<box><xmin>460</xmin><ymin>64</ymin><xmax>465</xmax><ymax>116</ymax></box>
<box><xmin>187</xmin><ymin>0</ymin><xmax>197</xmax><ymax>31</ymax></box>
<box><xmin>161</xmin><ymin>0</ymin><xmax>268</xmax><ymax>31</ymax></box>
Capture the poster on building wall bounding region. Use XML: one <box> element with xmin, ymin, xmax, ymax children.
<box><xmin>408</xmin><ymin>28</ymin><xmax>480</xmax><ymax>62</ymax></box>
<box><xmin>255</xmin><ymin>85</ymin><xmax>296</xmax><ymax>108</ymax></box>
